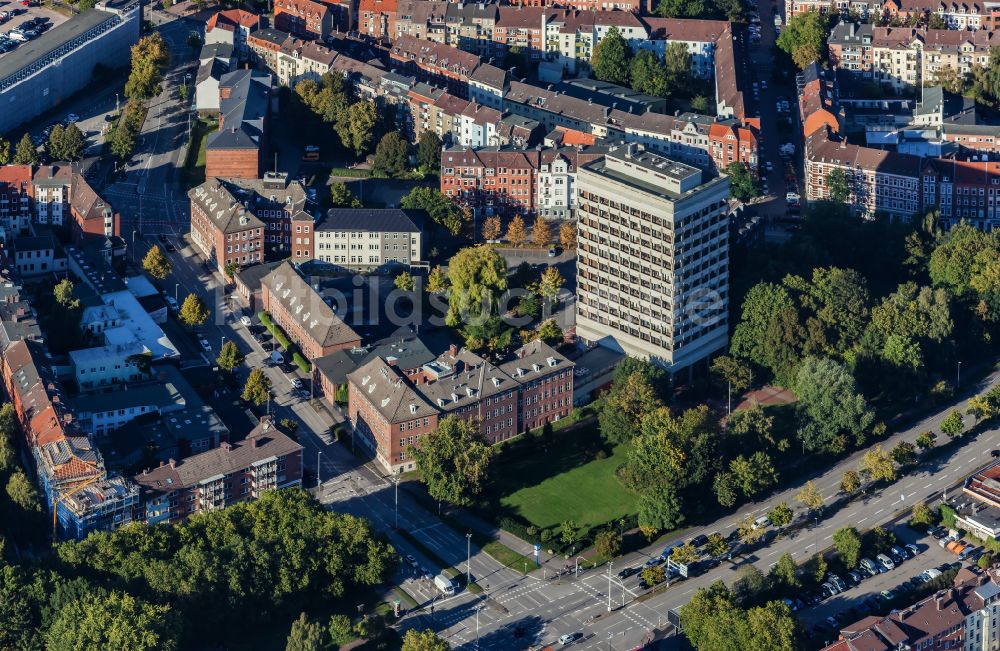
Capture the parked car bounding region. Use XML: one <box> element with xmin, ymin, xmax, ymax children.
<box><xmin>240</xmin><ymin>315</ymin><xmax>252</xmax><ymax>327</ymax></box>
<box><xmin>752</xmin><ymin>515</ymin><xmax>771</xmax><ymax>530</ymax></box>
<box><xmin>270</xmin><ymin>351</ymin><xmax>285</xmax><ymax>365</ymax></box>
<box><xmin>889</xmin><ymin>546</ymin><xmax>907</xmax><ymax>564</ymax></box>
<box><xmin>876</xmin><ymin>553</ymin><xmax>896</xmax><ymax>571</ymax></box>
<box><xmin>690</xmin><ymin>534</ymin><xmax>709</xmax><ymax>548</ymax></box>
<box><xmin>846</xmin><ymin>570</ymin><xmax>864</xmax><ymax>586</ymax></box>
<box><xmin>820</xmin><ymin>582</ymin><xmax>838</xmax><ymax>597</ymax></box>
<box><xmin>164</xmin><ymin>296</ymin><xmax>178</xmax><ymax>311</ymax></box>
<box><xmin>905</xmin><ymin>544</ymin><xmax>920</xmax><ymax>557</ymax></box>
<box><xmin>405</xmin><ymin>554</ymin><xmax>417</xmax><ymax>567</ymax></box>
<box><xmin>290</xmin><ymin>377</ymin><xmax>303</xmax><ymax>390</ymax></box>
<box><xmin>860</xmin><ymin>558</ymin><xmax>880</xmax><ymax>576</ymax></box>
<box><xmin>827</xmin><ymin>574</ymin><xmax>847</xmax><ymax>592</ymax></box>
<box><xmin>880</xmin><ymin>589</ymin><xmax>896</xmax><ymax>602</ymax></box>
<box><xmin>197</xmin><ymin>335</ymin><xmax>211</xmax><ymax>352</ymax></box>
<box><xmin>559</xmin><ymin>633</ymin><xmax>581</xmax><ymax>645</ymax></box>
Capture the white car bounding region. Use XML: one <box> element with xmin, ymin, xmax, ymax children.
<box><xmin>290</xmin><ymin>377</ymin><xmax>303</xmax><ymax>389</ymax></box>
<box><xmin>198</xmin><ymin>336</ymin><xmax>212</xmax><ymax>352</ymax></box>
<box><xmin>240</xmin><ymin>315</ymin><xmax>252</xmax><ymax>327</ymax></box>
<box><xmin>765</xmin><ymin>161</ymin><xmax>773</xmax><ymax>172</ymax></box>
<box><xmin>8</xmin><ymin>31</ymin><xmax>27</xmax><ymax>42</ymax></box>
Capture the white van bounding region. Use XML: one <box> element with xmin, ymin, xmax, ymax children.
<box><xmin>270</xmin><ymin>351</ymin><xmax>284</xmax><ymax>365</ymax></box>
<box><xmin>752</xmin><ymin>515</ymin><xmax>771</xmax><ymax>530</ymax></box>
<box><xmin>434</xmin><ymin>574</ymin><xmax>455</xmax><ymax>596</ymax></box>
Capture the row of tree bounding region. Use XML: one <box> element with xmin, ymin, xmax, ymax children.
<box><xmin>294</xmin><ymin>74</ymin><xmax>378</xmax><ymax>158</ymax></box>
<box><xmin>0</xmin><ymin>490</ymin><xmax>396</xmax><ymax>649</ymax></box>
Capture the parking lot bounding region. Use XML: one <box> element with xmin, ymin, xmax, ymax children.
<box><xmin>0</xmin><ymin>1</ymin><xmax>67</xmax><ymax>54</ymax></box>
<box><xmin>796</xmin><ymin>523</ymin><xmax>967</xmax><ymax>640</ymax></box>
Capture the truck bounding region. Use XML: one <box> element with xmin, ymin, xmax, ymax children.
<box><xmin>434</xmin><ymin>574</ymin><xmax>455</xmax><ymax>596</ymax></box>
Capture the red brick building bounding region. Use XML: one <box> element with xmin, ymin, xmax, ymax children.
<box><xmin>274</xmin><ymin>0</ymin><xmax>334</xmax><ymax>40</ymax></box>
<box><xmin>440</xmin><ymin>146</ymin><xmax>540</xmax><ymax>217</ymax></box>
<box><xmin>259</xmin><ymin>261</ymin><xmax>361</xmax><ymax>360</ymax></box>
<box><xmin>348</xmin><ymin>341</ymin><xmax>573</xmax><ymax>474</ymax></box>
<box><xmin>188</xmin><ymin>179</ymin><xmax>265</xmax><ymax>274</ymax></box>
<box><xmin>389</xmin><ymin>35</ymin><xmax>482</xmax><ymax>98</ymax></box>
<box><xmin>205</xmin><ymin>70</ymin><xmax>272</xmax><ymax>180</ymax></box>
<box><xmin>358</xmin><ymin>0</ymin><xmax>397</xmax><ymax>37</ymax></box>
<box><xmin>69</xmin><ymin>175</ymin><xmax>119</xmax><ymax>243</ymax></box>
<box><xmin>134</xmin><ymin>417</ymin><xmax>303</xmax><ymax>524</ymax></box>
<box><xmin>493</xmin><ymin>7</ymin><xmax>546</xmax><ymax>58</ymax></box>
<box><xmin>0</xmin><ymin>165</ymin><xmax>33</xmax><ymax>235</ymax></box>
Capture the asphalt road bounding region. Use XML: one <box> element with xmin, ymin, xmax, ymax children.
<box><xmin>103</xmin><ymin>11</ymin><xmax>197</xmax><ymax>239</ymax></box>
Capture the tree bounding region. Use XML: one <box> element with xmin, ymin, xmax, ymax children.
<box><xmin>859</xmin><ymin>444</ymin><xmax>897</xmax><ymax>483</ymax></box>
<box><xmin>371</xmin><ymin>131</ymin><xmax>409</xmax><ymax>178</ymax></box>
<box><xmin>505</xmin><ymin>215</ymin><xmax>527</xmax><ymax>247</ymax></box>
<box><xmin>941</xmin><ymin>410</ymin><xmax>965</xmax><ymax>437</ymax></box>
<box><xmin>711</xmin><ymin>355</ymin><xmax>752</xmax><ymax>393</ymax></box>
<box><xmin>178</xmin><ymin>293</ymin><xmax>209</xmax><ymax>327</ymax></box>
<box><xmin>706</xmin><ymin>533</ymin><xmax>728</xmax><ymax>558</ymax></box>
<box><xmin>768</xmin><ymin>502</ymin><xmax>794</xmax><ymax>528</ymax></box>
<box><xmin>445</xmin><ymin>246</ymin><xmax>507</xmax><ymax>327</ymax></box>
<box><xmin>216</xmin><ymin>341</ymin><xmax>244</xmax><ymax>373</ymax></box>
<box><xmin>713</xmin><ymin>471</ymin><xmax>739</xmax><ymax>507</ymax></box>
<box><xmin>730</xmin><ymin>282</ymin><xmax>801</xmax><ymax>385</ymax></box>
<box><xmin>638</xmin><ymin>484</ymin><xmax>683</xmax><ymax>535</ymax></box>
<box><xmin>125</xmin><ymin>54</ymin><xmax>164</xmax><ymax>99</ymax></box>
<box><xmin>916</xmin><ymin>431</ymin><xmax>937</xmax><ymax>450</ymax></box>
<box><xmin>54</xmin><ymin>278</ymin><xmax>79</xmax><ymax>308</ymax></box>
<box><xmin>591</xmin><ymin>26</ymin><xmax>631</xmax><ymax>85</ymax></box>
<box><xmin>60</xmin><ymin>123</ymin><xmax>86</xmax><ymax>161</ymax></box>
<box><xmin>629</xmin><ymin>50</ymin><xmax>668</xmax><ymax>96</ymax></box>
<box><xmin>967</xmin><ymin>395</ymin><xmax>995</xmax><ymax>424</ymax></box>
<box><xmin>413</xmin><ymin>416</ymin><xmax>495</xmax><ymax>507</ymax></box>
<box><xmin>640</xmin><ymin>564</ymin><xmax>666</xmax><ymax>587</ymax></box>
<box><xmin>833</xmin><ymin>527</ymin><xmax>862</xmax><ymax>569</ymax></box>
<box><xmin>840</xmin><ymin>470</ymin><xmax>861</xmax><ymax>495</ymax></box>
<box><xmin>279</xmin><ymin>418</ymin><xmax>300</xmax><ymax>439</ymax></box>
<box><xmin>732</xmin><ymin>565</ymin><xmax>768</xmax><ymax>606</ymax></box>
<box><xmin>327</xmin><ymin>615</ymin><xmax>353</xmax><ymax>645</ymax></box>
<box><xmin>285</xmin><ymin>613</ymin><xmax>328</xmax><ymax>651</ymax></box>
<box><xmin>338</xmin><ymin>101</ymin><xmax>378</xmax><ymax>156</ymax></box>
<box><xmin>868</xmin><ymin>526</ymin><xmax>896</xmax><ymax>554</ymax></box>
<box><xmin>891</xmin><ymin>440</ymin><xmax>917</xmax><ymax>466</ymax></box>
<box><xmin>482</xmin><ymin>215</ymin><xmax>501</xmax><ymax>241</ymax></box>
<box><xmin>142</xmin><ymin>245</ymin><xmax>172</xmax><ymax>280</ymax></box>
<box><xmin>329</xmin><ymin>182</ymin><xmax>362</xmax><ymax>208</ymax></box>
<box><xmin>0</xmin><ymin>137</ymin><xmax>10</xmax><ymax>165</ymax></box>
<box><xmin>6</xmin><ymin>471</ymin><xmax>41</xmax><ymax>512</ymax></box>
<box><xmin>45</xmin><ymin>591</ymin><xmax>178</xmax><ymax>651</ymax></box>
<box><xmin>599</xmin><ymin>371</ymin><xmax>661</xmax><ymax>445</ymax></box>
<box><xmin>400</xmin><ymin>186</ymin><xmax>464</xmax><ymax>235</ymax></box>
<box><xmin>394</xmin><ymin>272</ymin><xmax>415</xmax><ymax>291</ymax></box>
<box><xmin>13</xmin><ymin>133</ymin><xmax>38</xmax><ymax>165</ymax></box>
<box><xmin>664</xmin><ymin>41</ymin><xmax>693</xmax><ymax>85</ymax></box>
<box><xmin>771</xmin><ymin>553</ymin><xmax>799</xmax><ymax>589</ymax></box>
<box><xmin>729</xmin><ymin>451</ymin><xmax>778</xmax><ymax>498</ymax></box>
<box><xmin>726</xmin><ymin>163</ymin><xmax>762</xmax><ymax>203</ymax></box>
<box><xmin>911</xmin><ymin>502</ymin><xmax>936</xmax><ymax>529</ymax></box>
<box><xmin>242</xmin><ymin>368</ymin><xmax>272</xmax><ymax>405</ymax></box>
<box><xmin>416</xmin><ymin>131</ymin><xmax>442</xmax><ymax>171</ymax></box>
<box><xmin>795</xmin><ymin>480</ymin><xmax>824</xmax><ymax>512</ymax></box>
<box><xmin>737</xmin><ymin>515</ymin><xmax>766</xmax><ymax>545</ymax></box>
<box><xmin>559</xmin><ymin>222</ymin><xmax>576</xmax><ymax>250</ymax></box>
<box><xmin>0</xmin><ymin>404</ymin><xmax>16</xmax><ymax>473</ymax></box>
<box><xmin>826</xmin><ymin>168</ymin><xmax>850</xmax><ymax>203</ymax></box>
<box><xmin>532</xmin><ymin>216</ymin><xmax>552</xmax><ymax>247</ymax></box>
<box><xmin>47</xmin><ymin>123</ymin><xmax>66</xmax><ymax>160</ymax></box>
<box><xmin>795</xmin><ymin>357</ymin><xmax>874</xmax><ymax>453</ymax></box>
<box><xmin>401</xmin><ymin>629</ymin><xmax>449</xmax><ymax>651</ymax></box>
<box><xmin>595</xmin><ymin>529</ymin><xmax>622</xmax><ymax>558</ymax></box>
<box><xmin>426</xmin><ymin>266</ymin><xmax>448</xmax><ymax>294</ymax></box>
<box><xmin>776</xmin><ymin>11</ymin><xmax>829</xmax><ymax>69</ymax></box>
<box><xmin>538</xmin><ymin>266</ymin><xmax>564</xmax><ymax>302</ymax></box>
<box><xmin>223</xmin><ymin>262</ymin><xmax>240</xmax><ymax>282</ymax></box>
<box><xmin>929</xmin><ymin>12</ymin><xmax>948</xmax><ymax>28</ymax></box>
<box><xmin>560</xmin><ymin>520</ymin><xmax>579</xmax><ymax>547</ymax></box>
<box><xmin>671</xmin><ymin>543</ymin><xmax>700</xmax><ymax>567</ymax></box>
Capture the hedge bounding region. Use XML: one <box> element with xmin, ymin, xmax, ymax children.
<box><xmin>292</xmin><ymin>352</ymin><xmax>311</xmax><ymax>374</ymax></box>
<box><xmin>257</xmin><ymin>311</ymin><xmax>292</xmax><ymax>350</ymax></box>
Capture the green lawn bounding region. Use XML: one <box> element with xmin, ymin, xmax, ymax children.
<box><xmin>490</xmin><ymin>424</ymin><xmax>638</xmax><ymax>532</ymax></box>
<box><xmin>182</xmin><ymin>117</ymin><xmax>217</xmax><ymax>188</ymax></box>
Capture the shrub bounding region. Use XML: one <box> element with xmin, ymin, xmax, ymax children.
<box><xmin>293</xmin><ymin>352</ymin><xmax>310</xmax><ymax>374</ymax></box>
<box><xmin>940</xmin><ymin>504</ymin><xmax>957</xmax><ymax>530</ymax></box>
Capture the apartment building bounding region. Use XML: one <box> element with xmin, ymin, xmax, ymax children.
<box><xmin>468</xmin><ymin>62</ymin><xmax>507</xmax><ymax>109</ymax></box>
<box><xmin>506</xmin><ymin>0</ymin><xmax>641</xmax><ymax>9</ymax></box>
<box><xmin>821</xmin><ymin>567</ymin><xmax>1000</xmax><ymax>651</ymax></box>
<box><xmin>637</xmin><ymin>18</ymin><xmax>728</xmax><ymax>79</ymax></box>
<box><xmin>921</xmin><ymin>158</ymin><xmax>1000</xmax><ymax>230</ymax></box>
<box><xmin>135</xmin><ymin>416</ymin><xmax>303</xmax><ymax>524</ymax></box>
<box><xmin>441</xmin><ymin>146</ymin><xmax>541</xmax><ymax>217</ymax></box>
<box><xmin>358</xmin><ymin>0</ymin><xmax>396</xmax><ymax>37</ymax></box>
<box><xmin>274</xmin><ymin>0</ymin><xmax>334</xmax><ymax>39</ymax></box>
<box><xmin>0</xmin><ymin>165</ymin><xmax>33</xmax><ymax>235</ymax></box>
<box><xmin>259</xmin><ymin>261</ymin><xmax>361</xmax><ymax>360</ymax></box>
<box><xmin>389</xmin><ymin>34</ymin><xmax>483</xmax><ymax>97</ymax></box>
<box><xmin>247</xmin><ymin>27</ymin><xmax>291</xmax><ymax>71</ymax></box>
<box><xmin>542</xmin><ymin>9</ymin><xmax>646</xmax><ymax>76</ymax></box>
<box><xmin>493</xmin><ymin>6</ymin><xmax>546</xmax><ymax>59</ymax></box>
<box><xmin>575</xmin><ymin>146</ymin><xmax>730</xmax><ymax>373</ymax></box>
<box><xmin>347</xmin><ymin>341</ymin><xmax>573</xmax><ymax>473</ymax></box>
<box><xmin>884</xmin><ymin>0</ymin><xmax>988</xmax><ymax>29</ymax></box>
<box><xmin>29</xmin><ymin>164</ymin><xmax>118</xmax><ymax>242</ymax></box>
<box><xmin>205</xmin><ymin>8</ymin><xmax>261</xmax><ymax>60</ymax></box>
<box><xmin>188</xmin><ymin>179</ymin><xmax>265</xmax><ymax>274</ymax></box>
<box><xmin>312</xmin><ymin>208</ymin><xmax>425</xmax><ymax>270</ymax></box>
<box><xmin>69</xmin><ymin>340</ymin><xmax>149</xmax><ymax>390</ymax></box>
<box><xmin>275</xmin><ymin>37</ymin><xmax>339</xmax><ymax>86</ymax></box>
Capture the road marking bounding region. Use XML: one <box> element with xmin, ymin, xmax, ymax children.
<box><xmin>857</xmin><ymin>517</ymin><xmax>868</xmax><ymax>524</ymax></box>
<box><xmin>875</xmin><ymin>508</ymin><xmax>884</xmax><ymax>515</ymax></box>
<box><xmin>924</xmin><ymin>482</ymin><xmax>934</xmax><ymax>489</ymax></box>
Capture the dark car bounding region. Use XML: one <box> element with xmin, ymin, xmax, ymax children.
<box><xmin>993</xmin><ymin>450</ymin><xmax>1000</xmax><ymax>458</ymax></box>
<box><xmin>638</xmin><ymin>579</ymin><xmax>650</xmax><ymax>590</ymax></box>
<box><xmin>164</xmin><ymin>242</ymin><xmax>176</xmax><ymax>252</ymax></box>
<box><xmin>617</xmin><ymin>567</ymin><xmax>639</xmax><ymax>579</ymax></box>
<box><xmin>690</xmin><ymin>534</ymin><xmax>709</xmax><ymax>548</ymax></box>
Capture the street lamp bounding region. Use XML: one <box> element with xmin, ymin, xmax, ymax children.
<box><xmin>317</xmin><ymin>450</ymin><xmax>322</xmax><ymax>486</ymax></box>
<box><xmin>466</xmin><ymin>533</ymin><xmax>472</xmax><ymax>587</ymax></box>
<box><xmin>957</xmin><ymin>360</ymin><xmax>962</xmax><ymax>389</ymax></box>
<box><xmin>393</xmin><ymin>476</ymin><xmax>399</xmax><ymax>529</ymax></box>
<box><xmin>174</xmin><ymin>283</ymin><xmax>180</xmax><ymax>303</ymax></box>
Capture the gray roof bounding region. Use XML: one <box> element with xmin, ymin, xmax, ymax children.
<box><xmin>188</xmin><ymin>179</ymin><xmax>266</xmax><ymax>234</ymax></box>
<box><xmin>315</xmin><ymin>334</ymin><xmax>436</xmax><ymax>385</ymax></box>
<box><xmin>207</xmin><ymin>69</ymin><xmax>271</xmax><ymax>151</ymax></box>
<box><xmin>975</xmin><ymin>581</ymin><xmax>1000</xmax><ymax>604</ymax></box>
<box><xmin>13</xmin><ymin>234</ymin><xmax>56</xmax><ymax>253</ymax></box>
<box><xmin>0</xmin><ymin>9</ymin><xmax>117</xmax><ymax>86</ymax></box>
<box><xmin>197</xmin><ymin>57</ymin><xmax>230</xmax><ymax>85</ymax></box>
<box><xmin>252</xmin><ymin>27</ymin><xmax>290</xmax><ymax>46</ymax></box>
<box><xmin>234</xmin><ymin>260</ymin><xmax>285</xmax><ymax>294</ymax></box>
<box><xmin>73</xmin><ymin>381</ymin><xmax>182</xmax><ymax>416</ymax></box>
<box><xmin>497</xmin><ymin>339</ymin><xmax>573</xmax><ymax>384</ymax></box>
<box><xmin>573</xmin><ymin>345</ymin><xmax>624</xmax><ymax>376</ymax></box>
<box><xmin>133</xmin><ymin>417</ymin><xmax>301</xmax><ymax>492</ymax></box>
<box><xmin>470</xmin><ymin>62</ymin><xmax>507</xmax><ymax>90</ymax></box>
<box><xmin>261</xmin><ymin>261</ymin><xmax>360</xmax><ymax>348</ymax></box>
<box><xmin>347</xmin><ymin>357</ymin><xmax>439</xmax><ymax>422</ymax></box>
<box><xmin>316</xmin><ymin>208</ymin><xmax>424</xmax><ymax>234</ymax></box>
<box><xmin>199</xmin><ymin>41</ymin><xmax>234</xmax><ymax>63</ymax></box>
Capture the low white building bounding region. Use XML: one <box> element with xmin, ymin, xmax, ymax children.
<box><xmin>70</xmin><ymin>341</ymin><xmax>149</xmax><ymax>390</ymax></box>
<box><xmin>312</xmin><ymin>208</ymin><xmax>425</xmax><ymax>271</ymax></box>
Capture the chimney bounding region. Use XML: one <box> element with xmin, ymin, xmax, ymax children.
<box><xmin>159</xmin><ymin>460</ymin><xmax>166</xmax><ymax>467</ymax></box>
<box><xmin>936</xmin><ymin>595</ymin><xmax>945</xmax><ymax>610</ymax></box>
<box><xmin>448</xmin><ymin>343</ymin><xmax>458</xmax><ymax>357</ymax></box>
<box><xmin>250</xmin><ymin>436</ymin><xmax>259</xmax><ymax>448</ymax></box>
<box><xmin>221</xmin><ymin>441</ymin><xmax>232</xmax><ymax>451</ymax></box>
<box><xmin>168</xmin><ymin>458</ymin><xmax>177</xmax><ymax>468</ymax></box>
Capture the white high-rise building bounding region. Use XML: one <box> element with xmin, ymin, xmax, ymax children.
<box><xmin>574</xmin><ymin>146</ymin><xmax>730</xmax><ymax>374</ymax></box>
